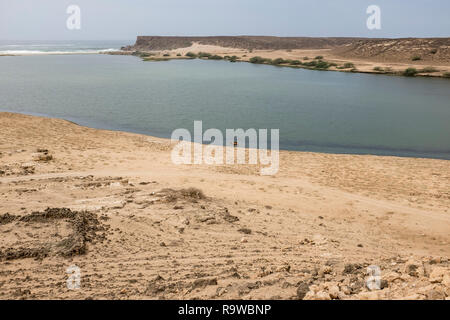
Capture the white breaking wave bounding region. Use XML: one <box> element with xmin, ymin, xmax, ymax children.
<box><xmin>0</xmin><ymin>48</ymin><xmax>118</xmax><ymax>55</ymax></box>
<box><xmin>4</xmin><ymin>44</ymin><xmax>75</xmax><ymax>47</ymax></box>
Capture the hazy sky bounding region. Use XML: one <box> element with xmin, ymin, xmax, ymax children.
<box><xmin>1</xmin><ymin>0</ymin><xmax>449</xmax><ymax>41</ymax></box>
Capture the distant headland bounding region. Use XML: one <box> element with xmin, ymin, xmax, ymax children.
<box><xmin>117</xmin><ymin>36</ymin><xmax>450</xmax><ymax>78</ymax></box>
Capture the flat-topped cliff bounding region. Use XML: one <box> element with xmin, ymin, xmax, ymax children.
<box><xmin>122</xmin><ymin>36</ymin><xmax>364</xmax><ymax>51</ymax></box>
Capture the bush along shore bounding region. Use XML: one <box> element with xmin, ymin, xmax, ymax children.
<box><xmin>108</xmin><ymin>50</ymin><xmax>450</xmax><ymax>78</ymax></box>
<box><xmin>246</xmin><ymin>55</ymin><xmax>450</xmax><ymax>78</ymax></box>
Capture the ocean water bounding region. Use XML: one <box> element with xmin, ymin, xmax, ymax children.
<box><xmin>0</xmin><ymin>53</ymin><xmax>449</xmax><ymax>159</ymax></box>
<box><xmin>0</xmin><ymin>40</ymin><xmax>128</xmax><ymax>55</ymax></box>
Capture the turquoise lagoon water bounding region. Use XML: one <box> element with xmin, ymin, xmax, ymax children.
<box><xmin>0</xmin><ymin>53</ymin><xmax>449</xmax><ymax>159</ymax></box>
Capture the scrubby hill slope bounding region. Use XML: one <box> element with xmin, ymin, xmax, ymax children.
<box><xmin>332</xmin><ymin>38</ymin><xmax>450</xmax><ymax>64</ymax></box>
<box><xmin>122</xmin><ymin>36</ymin><xmax>363</xmax><ymax>51</ymax></box>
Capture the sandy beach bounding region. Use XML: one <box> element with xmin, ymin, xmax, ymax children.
<box><xmin>0</xmin><ymin>112</ymin><xmax>449</xmax><ymax>300</ymax></box>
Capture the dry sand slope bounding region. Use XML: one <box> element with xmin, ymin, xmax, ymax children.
<box><xmin>0</xmin><ymin>112</ymin><xmax>449</xmax><ymax>300</ymax></box>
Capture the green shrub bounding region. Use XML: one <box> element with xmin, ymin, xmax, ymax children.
<box><xmin>419</xmin><ymin>67</ymin><xmax>438</xmax><ymax>73</ymax></box>
<box><xmin>343</xmin><ymin>62</ymin><xmax>355</xmax><ymax>69</ymax></box>
<box><xmin>303</xmin><ymin>60</ymin><xmax>317</xmax><ymax>67</ymax></box>
<box><xmin>302</xmin><ymin>59</ymin><xmax>330</xmax><ymax>69</ymax></box>
<box><xmin>337</xmin><ymin>62</ymin><xmax>354</xmax><ymax>69</ymax></box>
<box><xmin>176</xmin><ymin>53</ymin><xmax>181</xmax><ymax>57</ymax></box>
<box><xmin>289</xmin><ymin>60</ymin><xmax>302</xmax><ymax>65</ymax></box>
<box><xmin>229</xmin><ymin>56</ymin><xmax>238</xmax><ymax>62</ymax></box>
<box><xmin>315</xmin><ymin>56</ymin><xmax>324</xmax><ymax>60</ymax></box>
<box><xmin>133</xmin><ymin>51</ymin><xmax>153</xmax><ymax>57</ymax></box>
<box><xmin>271</xmin><ymin>58</ymin><xmax>287</xmax><ymax>65</ymax></box>
<box><xmin>198</xmin><ymin>52</ymin><xmax>212</xmax><ymax>58</ymax></box>
<box><xmin>411</xmin><ymin>56</ymin><xmax>421</xmax><ymax>61</ymax></box>
<box><xmin>373</xmin><ymin>66</ymin><xmax>384</xmax><ymax>72</ymax></box>
<box><xmin>249</xmin><ymin>56</ymin><xmax>262</xmax><ymax>63</ymax></box>
<box><xmin>403</xmin><ymin>68</ymin><xmax>418</xmax><ymax>77</ymax></box>
<box><xmin>443</xmin><ymin>72</ymin><xmax>450</xmax><ymax>78</ymax></box>
<box><xmin>303</xmin><ymin>57</ymin><xmax>309</xmax><ymax>60</ymax></box>
<box><xmin>430</xmin><ymin>49</ymin><xmax>437</xmax><ymax>54</ymax></box>
<box><xmin>143</xmin><ymin>57</ymin><xmax>169</xmax><ymax>62</ymax></box>
<box><xmin>314</xmin><ymin>60</ymin><xmax>331</xmax><ymax>69</ymax></box>
<box><xmin>209</xmin><ymin>55</ymin><xmax>223</xmax><ymax>60</ymax></box>
<box><xmin>185</xmin><ymin>52</ymin><xmax>197</xmax><ymax>58</ymax></box>
<box><xmin>163</xmin><ymin>53</ymin><xmax>170</xmax><ymax>57</ymax></box>
<box><xmin>249</xmin><ymin>56</ymin><xmax>268</xmax><ymax>64</ymax></box>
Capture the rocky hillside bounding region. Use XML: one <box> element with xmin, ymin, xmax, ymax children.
<box><xmin>333</xmin><ymin>38</ymin><xmax>450</xmax><ymax>64</ymax></box>
<box><xmin>122</xmin><ymin>36</ymin><xmax>363</xmax><ymax>51</ymax></box>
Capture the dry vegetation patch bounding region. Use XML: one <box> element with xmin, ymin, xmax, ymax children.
<box><xmin>0</xmin><ymin>208</ymin><xmax>107</xmax><ymax>261</ymax></box>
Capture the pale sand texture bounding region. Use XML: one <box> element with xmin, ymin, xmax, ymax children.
<box><xmin>0</xmin><ymin>112</ymin><xmax>449</xmax><ymax>300</ymax></box>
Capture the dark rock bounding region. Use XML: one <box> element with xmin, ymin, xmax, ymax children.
<box><xmin>296</xmin><ymin>282</ymin><xmax>310</xmax><ymax>300</ymax></box>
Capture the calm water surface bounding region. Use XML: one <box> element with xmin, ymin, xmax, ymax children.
<box><xmin>0</xmin><ymin>54</ymin><xmax>449</xmax><ymax>159</ymax></box>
